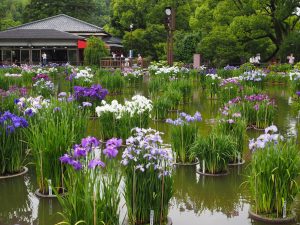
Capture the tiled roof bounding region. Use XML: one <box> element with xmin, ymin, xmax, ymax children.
<box><xmin>0</xmin><ymin>29</ymin><xmax>84</xmax><ymax>40</ymax></box>
<box><xmin>9</xmin><ymin>14</ymin><xmax>104</xmax><ymax>33</ymax></box>
<box><xmin>103</xmin><ymin>36</ymin><xmax>122</xmax><ymax>44</ymax></box>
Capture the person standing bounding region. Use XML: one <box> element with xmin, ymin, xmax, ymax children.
<box><xmin>137</xmin><ymin>54</ymin><xmax>143</xmax><ymax>67</ymax></box>
<box><xmin>42</xmin><ymin>52</ymin><xmax>47</xmax><ymax>66</ymax></box>
<box><xmin>287</xmin><ymin>53</ymin><xmax>295</xmax><ymax>65</ymax></box>
<box><xmin>112</xmin><ymin>52</ymin><xmax>116</xmax><ymax>61</ymax></box>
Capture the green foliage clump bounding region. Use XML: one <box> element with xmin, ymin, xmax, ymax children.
<box><xmin>190</xmin><ymin>131</ymin><xmax>237</xmax><ymax>174</ymax></box>
<box><xmin>248</xmin><ymin>141</ymin><xmax>300</xmax><ymax>218</ymax></box>
<box><xmin>84</xmin><ymin>36</ymin><xmax>109</xmax><ymax>66</ymax></box>
<box><xmin>168</xmin><ymin>80</ymin><xmax>193</xmax><ymax>103</ymax></box>
<box><xmin>57</xmin><ymin>157</ymin><xmax>121</xmax><ymax>225</ymax></box>
<box><xmin>174</xmin><ymin>32</ymin><xmax>201</xmax><ymax>63</ymax></box>
<box><xmin>99</xmin><ymin>70</ymin><xmax>125</xmax><ymax>94</ymax></box>
<box><xmin>27</xmin><ymin>99</ymin><xmax>89</xmax><ymax>194</ymax></box>
<box><xmin>153</xmin><ymin>97</ymin><xmax>172</xmax><ymax>120</ymax></box>
<box><xmin>170</xmin><ymin>123</ymin><xmax>198</xmax><ymax>163</ymax></box>
<box><xmin>163</xmin><ymin>88</ymin><xmax>182</xmax><ymax>110</ymax></box>
<box><xmin>268</xmin><ymin>64</ymin><xmax>293</xmax><ymax>73</ymax></box>
<box><xmin>213</xmin><ymin>118</ymin><xmax>247</xmax><ymax>163</ymax></box>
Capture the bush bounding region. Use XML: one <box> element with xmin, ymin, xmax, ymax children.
<box><xmin>166</xmin><ymin>112</ymin><xmax>202</xmax><ymax>163</ymax></box>
<box><xmin>190</xmin><ymin>131</ymin><xmax>237</xmax><ymax>174</ymax></box>
<box><xmin>248</xmin><ymin>138</ymin><xmax>300</xmax><ymax>217</ymax></box>
<box><xmin>153</xmin><ymin>97</ymin><xmax>172</xmax><ymax>120</ymax></box>
<box><xmin>121</xmin><ymin>128</ymin><xmax>174</xmax><ymax>224</ymax></box>
<box><xmin>84</xmin><ymin>36</ymin><xmax>109</xmax><ymax>66</ymax></box>
<box><xmin>174</xmin><ymin>31</ymin><xmax>201</xmax><ymax>63</ymax></box>
<box><xmin>99</xmin><ymin>71</ymin><xmax>125</xmax><ymax>94</ymax></box>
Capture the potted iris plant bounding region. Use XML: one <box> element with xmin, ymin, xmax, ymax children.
<box><xmin>122</xmin><ymin>128</ymin><xmax>174</xmax><ymax>225</ymax></box>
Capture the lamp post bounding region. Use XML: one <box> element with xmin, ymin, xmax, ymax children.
<box><xmin>165</xmin><ymin>7</ymin><xmax>175</xmax><ymax>66</ymax></box>
<box><xmin>129</xmin><ymin>23</ymin><xmax>133</xmax><ymax>59</ymax></box>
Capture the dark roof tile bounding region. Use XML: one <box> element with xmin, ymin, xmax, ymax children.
<box><xmin>0</xmin><ymin>29</ymin><xmax>84</xmax><ymax>40</ymax></box>
<box><xmin>9</xmin><ymin>14</ymin><xmax>104</xmax><ymax>33</ymax></box>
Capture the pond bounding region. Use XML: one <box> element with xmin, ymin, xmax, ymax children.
<box><xmin>0</xmin><ymin>77</ymin><xmax>299</xmax><ymax>225</ymax></box>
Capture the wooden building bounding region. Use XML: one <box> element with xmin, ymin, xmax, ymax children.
<box><xmin>0</xmin><ymin>14</ymin><xmax>122</xmax><ymax>65</ymax></box>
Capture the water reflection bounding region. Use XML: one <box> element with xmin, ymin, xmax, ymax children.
<box><xmin>33</xmin><ymin>198</ymin><xmax>61</xmax><ymax>225</ymax></box>
<box><xmin>0</xmin><ymin>175</ymin><xmax>32</xmax><ymax>224</ymax></box>
<box><xmin>0</xmin><ymin>80</ymin><xmax>299</xmax><ymax>225</ymax></box>
<box><xmin>172</xmin><ymin>166</ymin><xmax>248</xmax><ymax>217</ymax></box>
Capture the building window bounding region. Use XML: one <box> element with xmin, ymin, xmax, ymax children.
<box><xmin>21</xmin><ymin>50</ymin><xmax>30</xmax><ymax>64</ymax></box>
<box><xmin>32</xmin><ymin>50</ymin><xmax>41</xmax><ymax>65</ymax></box>
<box><xmin>3</xmin><ymin>50</ymin><xmax>11</xmax><ymax>65</ymax></box>
<box><xmin>68</xmin><ymin>50</ymin><xmax>77</xmax><ymax>65</ymax></box>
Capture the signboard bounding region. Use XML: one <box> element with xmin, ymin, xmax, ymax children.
<box><xmin>193</xmin><ymin>54</ymin><xmax>201</xmax><ymax>69</ymax></box>
<box><xmin>78</xmin><ymin>40</ymin><xmax>87</xmax><ymax>49</ymax></box>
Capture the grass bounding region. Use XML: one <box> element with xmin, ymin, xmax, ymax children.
<box><xmin>170</xmin><ymin>123</ymin><xmax>198</xmax><ymax>163</ymax></box>
<box><xmin>56</xmin><ymin>160</ymin><xmax>121</xmax><ymax>225</ymax></box>
<box><xmin>27</xmin><ymin>99</ymin><xmax>88</xmax><ymax>194</ymax></box>
<box><xmin>247</xmin><ymin>140</ymin><xmax>300</xmax><ymax>217</ymax></box>
<box><xmin>190</xmin><ymin>131</ymin><xmax>237</xmax><ymax>174</ymax></box>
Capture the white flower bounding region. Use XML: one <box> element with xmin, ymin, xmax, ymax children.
<box><xmin>265</xmin><ymin>125</ymin><xmax>278</xmax><ymax>134</ymax></box>
<box><xmin>5</xmin><ymin>73</ymin><xmax>22</xmax><ymax>77</ymax></box>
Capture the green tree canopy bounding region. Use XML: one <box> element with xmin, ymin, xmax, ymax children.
<box><xmin>0</xmin><ymin>0</ymin><xmax>26</xmax><ymax>30</ymax></box>
<box><xmin>23</xmin><ymin>0</ymin><xmax>110</xmax><ymax>25</ymax></box>
<box><xmin>191</xmin><ymin>0</ymin><xmax>300</xmax><ymax>65</ymax></box>
<box><xmin>109</xmin><ymin>0</ymin><xmax>197</xmax><ymax>59</ymax></box>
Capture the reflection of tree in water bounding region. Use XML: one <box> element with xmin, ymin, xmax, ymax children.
<box><xmin>32</xmin><ymin>198</ymin><xmax>61</xmax><ymax>225</ymax></box>
<box><xmin>289</xmin><ymin>191</ymin><xmax>300</xmax><ymax>224</ymax></box>
<box><xmin>0</xmin><ymin>175</ymin><xmax>32</xmax><ymax>225</ymax></box>
<box><xmin>172</xmin><ymin>166</ymin><xmax>249</xmax><ymax>218</ymax></box>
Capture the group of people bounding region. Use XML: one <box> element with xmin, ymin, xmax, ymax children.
<box><xmin>250</xmin><ymin>53</ymin><xmax>296</xmax><ymax>65</ymax></box>
<box><xmin>111</xmin><ymin>52</ymin><xmax>143</xmax><ymax>67</ymax></box>
<box><xmin>249</xmin><ymin>53</ymin><xmax>261</xmax><ymax>65</ymax></box>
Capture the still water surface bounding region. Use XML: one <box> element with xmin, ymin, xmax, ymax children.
<box><xmin>0</xmin><ymin>79</ymin><xmax>299</xmax><ymax>225</ymax></box>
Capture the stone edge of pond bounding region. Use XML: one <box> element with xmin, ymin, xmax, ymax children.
<box><xmin>228</xmin><ymin>159</ymin><xmax>246</xmax><ymax>167</ymax></box>
<box><xmin>196</xmin><ymin>169</ymin><xmax>229</xmax><ymax>177</ymax></box>
<box><xmin>0</xmin><ymin>166</ymin><xmax>28</xmax><ymax>179</ymax></box>
<box><xmin>248</xmin><ymin>209</ymin><xmax>296</xmax><ymax>224</ymax></box>
<box><xmin>35</xmin><ymin>189</ymin><xmax>67</xmax><ymax>198</ymax></box>
<box><xmin>174</xmin><ymin>161</ymin><xmax>199</xmax><ymax>166</ymax></box>
<box><xmin>123</xmin><ymin>216</ymin><xmax>172</xmax><ymax>225</ymax></box>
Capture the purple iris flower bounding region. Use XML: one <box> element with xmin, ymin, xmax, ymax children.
<box><xmin>194</xmin><ymin>112</ymin><xmax>202</xmax><ymax>121</ymax></box>
<box><xmin>32</xmin><ymin>74</ymin><xmax>49</xmax><ymax>81</ymax></box>
<box><xmin>82</xmin><ymin>102</ymin><xmax>92</xmax><ymax>107</ymax></box>
<box><xmin>81</xmin><ymin>136</ymin><xmax>99</xmax><ymax>148</ymax></box>
<box><xmin>103</xmin><ymin>146</ymin><xmax>119</xmax><ymax>158</ymax></box>
<box><xmin>67</xmin><ymin>96</ymin><xmax>74</xmax><ymax>102</ymax></box>
<box><xmin>71</xmin><ymin>160</ymin><xmax>83</xmax><ymax>170</ymax></box>
<box><xmin>73</xmin><ymin>84</ymin><xmax>108</xmax><ymax>102</ymax></box>
<box><xmin>25</xmin><ymin>108</ymin><xmax>35</xmax><ymax>117</ymax></box>
<box><xmin>88</xmin><ymin>159</ymin><xmax>105</xmax><ymax>169</ymax></box>
<box><xmin>60</xmin><ymin>154</ymin><xmax>73</xmax><ymax>164</ymax></box>
<box><xmin>73</xmin><ymin>146</ymin><xmax>87</xmax><ymax>157</ymax></box>
<box><xmin>185</xmin><ymin>115</ymin><xmax>195</xmax><ymax>122</ymax></box>
<box><xmin>180</xmin><ymin>112</ymin><xmax>187</xmax><ymax>117</ymax></box>
<box><xmin>53</xmin><ymin>107</ymin><xmax>61</xmax><ymax>112</ymax></box>
<box><xmin>106</xmin><ymin>138</ymin><xmax>122</xmax><ymax>148</ymax></box>
<box><xmin>296</xmin><ymin>91</ymin><xmax>300</xmax><ymax>97</ymax></box>
<box><xmin>6</xmin><ymin>125</ymin><xmax>15</xmax><ymax>133</ymax></box>
<box><xmin>58</xmin><ymin>92</ymin><xmax>67</xmax><ymax>97</ymax></box>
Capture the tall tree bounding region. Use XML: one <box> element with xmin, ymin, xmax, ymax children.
<box><xmin>108</xmin><ymin>0</ymin><xmax>196</xmax><ymax>59</ymax></box>
<box><xmin>191</xmin><ymin>0</ymin><xmax>300</xmax><ymax>63</ymax></box>
<box><xmin>0</xmin><ymin>0</ymin><xmax>26</xmax><ymax>30</ymax></box>
<box><xmin>23</xmin><ymin>0</ymin><xmax>98</xmax><ymax>24</ymax></box>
